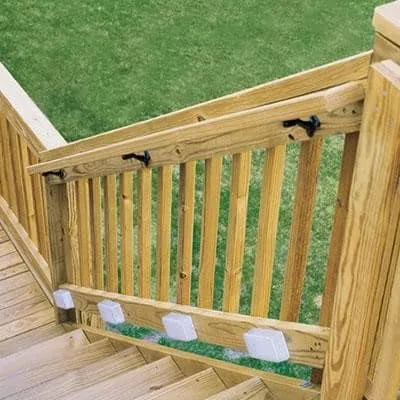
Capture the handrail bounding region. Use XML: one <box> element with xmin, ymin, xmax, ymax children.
<box><xmin>28</xmin><ymin>80</ymin><xmax>366</xmax><ymax>182</ymax></box>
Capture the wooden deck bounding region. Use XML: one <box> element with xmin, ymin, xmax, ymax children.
<box><xmin>0</xmin><ymin>224</ymin><xmax>60</xmax><ymax>355</ymax></box>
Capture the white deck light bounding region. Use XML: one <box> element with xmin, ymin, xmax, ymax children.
<box><xmin>162</xmin><ymin>312</ymin><xmax>198</xmax><ymax>341</ymax></box>
<box><xmin>53</xmin><ymin>289</ymin><xmax>75</xmax><ymax>310</ymax></box>
<box><xmin>97</xmin><ymin>300</ymin><xmax>125</xmax><ymax>324</ymax></box>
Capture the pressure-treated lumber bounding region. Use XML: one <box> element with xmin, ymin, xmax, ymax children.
<box><xmin>83</xmin><ymin>326</ymin><xmax>321</xmax><ymax>399</ymax></box>
<box><xmin>29</xmin><ymin>81</ymin><xmax>365</xmax><ymax>182</ymax></box>
<box><xmin>0</xmin><ymin>63</ymin><xmax>66</xmax><ymax>153</ymax></box>
<box><xmin>373</xmin><ymin>1</ymin><xmax>400</xmax><ymax>49</ymax></box>
<box><xmin>11</xmin><ymin>347</ymin><xmax>146</xmax><ymax>400</ymax></box>
<box><xmin>0</xmin><ymin>297</ymin><xmax>48</xmax><ymax>327</ymax></box>
<box><xmin>251</xmin><ymin>146</ymin><xmax>285</xmax><ymax>317</ymax></box>
<box><xmin>120</xmin><ymin>171</ymin><xmax>134</xmax><ymax>295</ymax></box>
<box><xmin>135</xmin><ymin>368</ymin><xmax>226</xmax><ymax>400</ymax></box>
<box><xmin>176</xmin><ymin>161</ymin><xmax>196</xmax><ymax>305</ymax></box>
<box><xmin>223</xmin><ymin>152</ymin><xmax>251</xmax><ymax>313</ymax></box>
<box><xmin>280</xmin><ymin>138</ymin><xmax>323</xmax><ymax>322</ymax></box>
<box><xmin>0</xmin><ymin>281</ymin><xmax>44</xmax><ymax>311</ymax></box>
<box><xmin>197</xmin><ymin>157</ymin><xmax>222</xmax><ymax>309</ymax></box>
<box><xmin>61</xmin><ymin>356</ymin><xmax>184</xmax><ymax>400</ymax></box>
<box><xmin>156</xmin><ymin>165</ymin><xmax>172</xmax><ymax>301</ymax></box>
<box><xmin>63</xmin><ymin>284</ymin><xmax>329</xmax><ymax>367</ymax></box>
<box><xmin>38</xmin><ymin>51</ymin><xmax>371</xmax><ymax>162</ymax></box>
<box><xmin>206</xmin><ymin>377</ymin><xmax>270</xmax><ymax>400</ymax></box>
<box><xmin>321</xmin><ymin>60</ymin><xmax>400</xmax><ymax>399</ymax></box>
<box><xmin>0</xmin><ymin>339</ymin><xmax>116</xmax><ymax>399</ymax></box>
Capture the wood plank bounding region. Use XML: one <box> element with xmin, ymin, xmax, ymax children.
<box><xmin>156</xmin><ymin>166</ymin><xmax>172</xmax><ymax>301</ymax></box>
<box><xmin>0</xmin><ymin>271</ymin><xmax>33</xmax><ymax>294</ymax></box>
<box><xmin>20</xmin><ymin>141</ymin><xmax>39</xmax><ymax>245</ymax></box>
<box><xmin>0</xmin><ymin>251</ymin><xmax>23</xmax><ymax>270</ymax></box>
<box><xmin>251</xmin><ymin>146</ymin><xmax>285</xmax><ymax>317</ymax></box>
<box><xmin>0</xmin><ymin>329</ymin><xmax>88</xmax><ymax>378</ymax></box>
<box><xmin>0</xmin><ymin>196</ymin><xmax>52</xmax><ymax>302</ymax></box>
<box><xmin>11</xmin><ymin>347</ymin><xmax>146</xmax><ymax>400</ymax></box>
<box><xmin>135</xmin><ymin>368</ymin><xmax>226</xmax><ymax>400</ymax></box>
<box><xmin>0</xmin><ymin>308</ymin><xmax>55</xmax><ymax>342</ymax></box>
<box><xmin>372</xmin><ymin>33</ymin><xmax>400</xmax><ymax>64</ymax></box>
<box><xmin>0</xmin><ymin>339</ymin><xmax>116</xmax><ymax>399</ymax></box>
<box><xmin>9</xmin><ymin>125</ymin><xmax>29</xmax><ymax>230</ymax></box>
<box><xmin>373</xmin><ymin>1</ymin><xmax>400</xmax><ymax>48</ymax></box>
<box><xmin>104</xmin><ymin>174</ymin><xmax>118</xmax><ymax>292</ymax></box>
<box><xmin>120</xmin><ymin>171</ymin><xmax>134</xmax><ymax>295</ymax></box>
<box><xmin>83</xmin><ymin>326</ymin><xmax>321</xmax><ymax>399</ymax></box>
<box><xmin>0</xmin><ymin>240</ymin><xmax>16</xmax><ymax>257</ymax></box>
<box><xmin>39</xmin><ymin>51</ymin><xmax>371</xmax><ymax>162</ymax></box>
<box><xmin>30</xmin><ymin>82</ymin><xmax>365</xmax><ymax>182</ymax></box>
<box><xmin>61</xmin><ymin>356</ymin><xmax>184</xmax><ymax>400</ymax></box>
<box><xmin>89</xmin><ymin>177</ymin><xmax>104</xmax><ymax>290</ymax></box>
<box><xmin>1</xmin><ymin>116</ymin><xmax>18</xmax><ymax>214</ymax></box>
<box><xmin>0</xmin><ymin>297</ymin><xmax>48</xmax><ymax>327</ymax></box>
<box><xmin>197</xmin><ymin>157</ymin><xmax>222</xmax><ymax>309</ymax></box>
<box><xmin>0</xmin><ymin>323</ymin><xmax>64</xmax><ymax>357</ymax></box>
<box><xmin>76</xmin><ymin>178</ymin><xmax>93</xmax><ymax>287</ymax></box>
<box><xmin>223</xmin><ymin>152</ymin><xmax>251</xmax><ymax>313</ymax></box>
<box><xmin>176</xmin><ymin>161</ymin><xmax>196</xmax><ymax>305</ymax></box>
<box><xmin>64</xmin><ymin>284</ymin><xmax>329</xmax><ymax>367</ymax></box>
<box><xmin>0</xmin><ymin>62</ymin><xmax>66</xmax><ymax>152</ymax></box>
<box><xmin>0</xmin><ymin>229</ymin><xmax>8</xmax><ymax>243</ymax></box>
<box><xmin>0</xmin><ymin>262</ymin><xmax>27</xmax><ymax>280</ymax></box>
<box><xmin>321</xmin><ymin>60</ymin><xmax>400</xmax><ymax>399</ymax></box>
<box><xmin>0</xmin><ymin>114</ymin><xmax>9</xmax><ymax>202</ymax></box>
<box><xmin>319</xmin><ymin>133</ymin><xmax>359</xmax><ymax>326</ymax></box>
<box><xmin>0</xmin><ymin>281</ymin><xmax>44</xmax><ymax>311</ymax></box>
<box><xmin>138</xmin><ymin>168</ymin><xmax>152</xmax><ymax>298</ymax></box>
<box><xmin>280</xmin><ymin>138</ymin><xmax>323</xmax><ymax>322</ymax></box>
<box><xmin>206</xmin><ymin>377</ymin><xmax>270</xmax><ymax>400</ymax></box>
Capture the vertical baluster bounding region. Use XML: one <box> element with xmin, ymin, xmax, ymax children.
<box><xmin>104</xmin><ymin>174</ymin><xmax>118</xmax><ymax>292</ymax></box>
<box><xmin>176</xmin><ymin>161</ymin><xmax>196</xmax><ymax>305</ymax></box>
<box><xmin>223</xmin><ymin>152</ymin><xmax>252</xmax><ymax>313</ymax></box>
<box><xmin>120</xmin><ymin>171</ymin><xmax>134</xmax><ymax>295</ymax></box>
<box><xmin>89</xmin><ymin>177</ymin><xmax>104</xmax><ymax>290</ymax></box>
<box><xmin>251</xmin><ymin>146</ymin><xmax>286</xmax><ymax>317</ymax></box>
<box><xmin>0</xmin><ymin>113</ymin><xmax>9</xmax><ymax>202</ymax></box>
<box><xmin>157</xmin><ymin>166</ymin><xmax>173</xmax><ymax>301</ymax></box>
<box><xmin>197</xmin><ymin>157</ymin><xmax>222</xmax><ymax>309</ymax></box>
<box><xmin>280</xmin><ymin>138</ymin><xmax>323</xmax><ymax>322</ymax></box>
<box><xmin>138</xmin><ymin>169</ymin><xmax>152</xmax><ymax>298</ymax></box>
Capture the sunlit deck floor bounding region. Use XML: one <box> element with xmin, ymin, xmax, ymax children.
<box><xmin>0</xmin><ymin>224</ymin><xmax>64</xmax><ymax>357</ymax></box>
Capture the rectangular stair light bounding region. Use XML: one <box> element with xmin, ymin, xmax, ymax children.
<box><xmin>162</xmin><ymin>312</ymin><xmax>198</xmax><ymax>341</ymax></box>
<box><xmin>97</xmin><ymin>300</ymin><xmax>125</xmax><ymax>324</ymax></box>
<box><xmin>53</xmin><ymin>289</ymin><xmax>75</xmax><ymax>310</ymax></box>
<box><xmin>243</xmin><ymin>328</ymin><xmax>290</xmax><ymax>362</ymax></box>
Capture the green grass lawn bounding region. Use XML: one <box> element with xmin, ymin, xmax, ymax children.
<box><xmin>1</xmin><ymin>0</ymin><xmax>388</xmax><ymax>380</ymax></box>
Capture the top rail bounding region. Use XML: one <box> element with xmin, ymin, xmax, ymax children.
<box><xmin>0</xmin><ymin>63</ymin><xmax>66</xmax><ymax>154</ymax></box>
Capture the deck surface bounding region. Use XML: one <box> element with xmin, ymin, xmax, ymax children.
<box><xmin>0</xmin><ymin>224</ymin><xmax>56</xmax><ymax>347</ymax></box>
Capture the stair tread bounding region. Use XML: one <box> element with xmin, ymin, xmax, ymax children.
<box><xmin>135</xmin><ymin>368</ymin><xmax>226</xmax><ymax>400</ymax></box>
<box><xmin>0</xmin><ymin>271</ymin><xmax>33</xmax><ymax>295</ymax></box>
<box><xmin>60</xmin><ymin>355</ymin><xmax>184</xmax><ymax>400</ymax></box>
<box><xmin>0</xmin><ymin>297</ymin><xmax>49</xmax><ymax>327</ymax></box>
<box><xmin>0</xmin><ymin>323</ymin><xmax>65</xmax><ymax>358</ymax></box>
<box><xmin>0</xmin><ymin>251</ymin><xmax>23</xmax><ymax>270</ymax></box>
<box><xmin>205</xmin><ymin>377</ymin><xmax>270</xmax><ymax>400</ymax></box>
<box><xmin>10</xmin><ymin>346</ymin><xmax>146</xmax><ymax>400</ymax></box>
<box><xmin>0</xmin><ymin>328</ymin><xmax>88</xmax><ymax>379</ymax></box>
<box><xmin>0</xmin><ymin>263</ymin><xmax>27</xmax><ymax>279</ymax></box>
<box><xmin>0</xmin><ymin>338</ymin><xmax>116</xmax><ymax>398</ymax></box>
<box><xmin>0</xmin><ymin>282</ymin><xmax>44</xmax><ymax>311</ymax></box>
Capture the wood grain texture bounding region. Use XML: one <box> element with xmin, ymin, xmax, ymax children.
<box><xmin>0</xmin><ymin>114</ymin><xmax>9</xmax><ymax>202</ymax></box>
<box><xmin>138</xmin><ymin>168</ymin><xmax>152</xmax><ymax>298</ymax></box>
<box><xmin>64</xmin><ymin>284</ymin><xmax>330</xmax><ymax>367</ymax></box>
<box><xmin>104</xmin><ymin>174</ymin><xmax>118</xmax><ymax>292</ymax></box>
<box><xmin>372</xmin><ymin>33</ymin><xmax>400</xmax><ymax>64</ymax></box>
<box><xmin>197</xmin><ymin>157</ymin><xmax>222</xmax><ymax>309</ymax></box>
<box><xmin>176</xmin><ymin>161</ymin><xmax>196</xmax><ymax>305</ymax></box>
<box><xmin>39</xmin><ymin>51</ymin><xmax>371</xmax><ymax>162</ymax></box>
<box><xmin>223</xmin><ymin>152</ymin><xmax>251</xmax><ymax>313</ymax></box>
<box><xmin>251</xmin><ymin>146</ymin><xmax>285</xmax><ymax>317</ymax></box>
<box><xmin>30</xmin><ymin>82</ymin><xmax>365</xmax><ymax>181</ymax></box>
<box><xmin>321</xmin><ymin>61</ymin><xmax>400</xmax><ymax>399</ymax></box>
<box><xmin>156</xmin><ymin>166</ymin><xmax>172</xmax><ymax>301</ymax></box>
<box><xmin>280</xmin><ymin>138</ymin><xmax>323</xmax><ymax>322</ymax></box>
<box><xmin>76</xmin><ymin>178</ymin><xmax>93</xmax><ymax>287</ymax></box>
<box><xmin>89</xmin><ymin>177</ymin><xmax>104</xmax><ymax>289</ymax></box>
<box><xmin>206</xmin><ymin>377</ymin><xmax>270</xmax><ymax>400</ymax></box>
<box><xmin>120</xmin><ymin>172</ymin><xmax>134</xmax><ymax>295</ymax></box>
<box><xmin>373</xmin><ymin>1</ymin><xmax>400</xmax><ymax>48</ymax></box>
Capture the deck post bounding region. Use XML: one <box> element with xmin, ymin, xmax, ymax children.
<box><xmin>321</xmin><ymin>60</ymin><xmax>400</xmax><ymax>399</ymax></box>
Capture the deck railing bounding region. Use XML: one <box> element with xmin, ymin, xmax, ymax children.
<box><xmin>1</xmin><ymin>2</ymin><xmax>400</xmax><ymax>399</ymax></box>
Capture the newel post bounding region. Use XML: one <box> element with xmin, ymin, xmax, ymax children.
<box><xmin>321</xmin><ymin>59</ymin><xmax>400</xmax><ymax>399</ymax></box>
<box><xmin>44</xmin><ymin>178</ymin><xmax>78</xmax><ymax>323</ymax></box>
